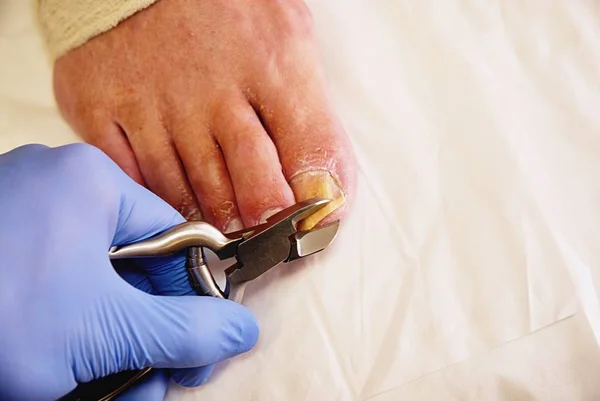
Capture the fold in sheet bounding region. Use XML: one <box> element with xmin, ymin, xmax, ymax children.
<box><xmin>370</xmin><ymin>313</ymin><xmax>600</xmax><ymax>401</ymax></box>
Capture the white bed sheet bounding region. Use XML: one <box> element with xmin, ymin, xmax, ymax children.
<box><xmin>1</xmin><ymin>0</ymin><xmax>600</xmax><ymax>399</ymax></box>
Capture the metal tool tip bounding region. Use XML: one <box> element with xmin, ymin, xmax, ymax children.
<box><xmin>265</xmin><ymin>197</ymin><xmax>333</xmax><ymax>227</ymax></box>
<box><xmin>287</xmin><ymin>219</ymin><xmax>340</xmax><ymax>261</ymax></box>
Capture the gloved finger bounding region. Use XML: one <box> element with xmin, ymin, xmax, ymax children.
<box><xmin>113</xmin><ymin>260</ymin><xmax>155</xmax><ymax>295</ymax></box>
<box><xmin>114</xmin><ymin>369</ymin><xmax>170</xmax><ymax>401</ymax></box>
<box><xmin>120</xmin><ymin>259</ymin><xmax>219</xmax><ymax>386</ymax></box>
<box><xmin>113</xmin><ymin>256</ymin><xmax>196</xmax><ymax>297</ymax></box>
<box><xmin>170</xmin><ymin>365</ymin><xmax>215</xmax><ymax>388</ymax></box>
<box><xmin>129</xmin><ymin>255</ymin><xmax>196</xmax><ymax>296</ymax></box>
<box><xmin>117</xmin><ymin>291</ymin><xmax>259</xmax><ymax>371</ymax></box>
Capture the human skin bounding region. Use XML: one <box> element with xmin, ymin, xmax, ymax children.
<box><xmin>52</xmin><ymin>0</ymin><xmax>357</xmax><ymax>232</ymax></box>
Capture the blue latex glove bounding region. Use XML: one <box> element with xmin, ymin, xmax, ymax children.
<box><xmin>0</xmin><ymin>144</ymin><xmax>259</xmax><ymax>401</ymax></box>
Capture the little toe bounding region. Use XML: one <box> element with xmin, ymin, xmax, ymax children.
<box><xmin>78</xmin><ymin>117</ymin><xmax>146</xmax><ymax>186</ymax></box>
<box><xmin>211</xmin><ymin>96</ymin><xmax>295</xmax><ymax>227</ymax></box>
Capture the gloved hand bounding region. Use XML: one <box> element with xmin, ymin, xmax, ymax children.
<box><xmin>0</xmin><ymin>143</ymin><xmax>259</xmax><ymax>401</ymax></box>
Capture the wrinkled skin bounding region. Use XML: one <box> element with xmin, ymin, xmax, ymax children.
<box><xmin>53</xmin><ymin>0</ymin><xmax>357</xmax><ymax>232</ymax></box>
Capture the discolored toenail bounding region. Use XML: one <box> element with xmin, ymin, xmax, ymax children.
<box><xmin>289</xmin><ymin>170</ymin><xmax>346</xmax><ymax>230</ymax></box>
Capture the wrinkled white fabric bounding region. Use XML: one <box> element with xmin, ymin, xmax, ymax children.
<box><xmin>371</xmin><ymin>313</ymin><xmax>600</xmax><ymax>401</ymax></box>
<box><xmin>1</xmin><ymin>0</ymin><xmax>600</xmax><ymax>400</ymax></box>
<box><xmin>35</xmin><ymin>0</ymin><xmax>160</xmax><ymax>61</ymax></box>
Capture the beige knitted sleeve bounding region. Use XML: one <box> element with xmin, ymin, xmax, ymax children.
<box><xmin>36</xmin><ymin>0</ymin><xmax>161</xmax><ymax>62</ymax></box>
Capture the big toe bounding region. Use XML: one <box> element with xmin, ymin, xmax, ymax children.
<box><xmin>209</xmin><ymin>94</ymin><xmax>297</xmax><ymax>229</ymax></box>
<box><xmin>250</xmin><ymin>82</ymin><xmax>357</xmax><ymax>230</ymax></box>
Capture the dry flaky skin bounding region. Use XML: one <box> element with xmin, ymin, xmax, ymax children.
<box><xmin>47</xmin><ymin>0</ymin><xmax>357</xmax><ymax>230</ymax></box>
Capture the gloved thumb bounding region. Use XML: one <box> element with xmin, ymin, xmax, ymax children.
<box><xmin>104</xmin><ymin>289</ymin><xmax>259</xmax><ymax>374</ymax></box>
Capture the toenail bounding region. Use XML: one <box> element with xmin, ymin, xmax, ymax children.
<box><xmin>260</xmin><ymin>207</ymin><xmax>283</xmax><ymax>224</ymax></box>
<box><xmin>224</xmin><ymin>217</ymin><xmax>244</xmax><ymax>233</ymax></box>
<box><xmin>182</xmin><ymin>205</ymin><xmax>203</xmax><ymax>221</ymax></box>
<box><xmin>289</xmin><ymin>170</ymin><xmax>346</xmax><ymax>230</ymax></box>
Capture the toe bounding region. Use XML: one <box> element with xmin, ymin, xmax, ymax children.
<box><xmin>167</xmin><ymin>106</ymin><xmax>242</xmax><ymax>232</ymax></box>
<box><xmin>250</xmin><ymin>72</ymin><xmax>357</xmax><ymax>230</ymax></box>
<box><xmin>78</xmin><ymin>117</ymin><xmax>146</xmax><ymax>186</ymax></box>
<box><xmin>117</xmin><ymin>105</ymin><xmax>201</xmax><ymax>220</ymax></box>
<box><xmin>211</xmin><ymin>95</ymin><xmax>295</xmax><ymax>227</ymax></box>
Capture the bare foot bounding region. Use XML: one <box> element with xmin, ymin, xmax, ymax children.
<box><xmin>52</xmin><ymin>0</ymin><xmax>356</xmax><ymax>232</ymax></box>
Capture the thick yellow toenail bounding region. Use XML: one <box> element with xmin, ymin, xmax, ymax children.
<box><xmin>290</xmin><ymin>170</ymin><xmax>345</xmax><ymax>230</ymax></box>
